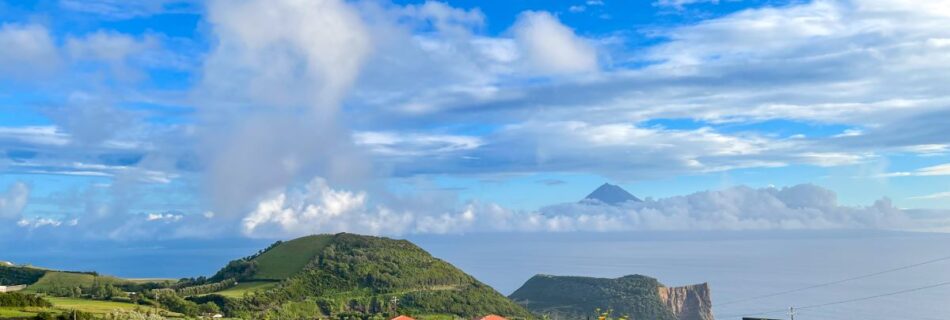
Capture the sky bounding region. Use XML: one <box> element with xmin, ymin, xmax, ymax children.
<box><xmin>2</xmin><ymin>0</ymin><xmax>950</xmax><ymax>241</ymax></box>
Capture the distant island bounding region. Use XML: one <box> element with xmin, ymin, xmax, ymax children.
<box><xmin>1</xmin><ymin>232</ymin><xmax>713</xmax><ymax>319</ymax></box>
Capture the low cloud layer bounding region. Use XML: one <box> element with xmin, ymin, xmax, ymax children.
<box><xmin>240</xmin><ymin>180</ymin><xmax>945</xmax><ymax>238</ymax></box>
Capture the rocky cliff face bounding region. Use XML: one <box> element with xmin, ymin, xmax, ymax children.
<box><xmin>658</xmin><ymin>283</ymin><xmax>714</xmax><ymax>320</ymax></box>
<box><xmin>510</xmin><ymin>274</ymin><xmax>713</xmax><ymax>320</ymax></box>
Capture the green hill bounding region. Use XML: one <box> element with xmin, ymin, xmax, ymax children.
<box><xmin>0</xmin><ymin>265</ymin><xmax>47</xmax><ymax>286</ymax></box>
<box><xmin>509</xmin><ymin>274</ymin><xmax>713</xmax><ymax>320</ymax></box>
<box><xmin>250</xmin><ymin>234</ymin><xmax>334</xmax><ymax>280</ymax></box>
<box><xmin>199</xmin><ymin>233</ymin><xmax>533</xmax><ymax>319</ymax></box>
<box><xmin>26</xmin><ymin>272</ymin><xmax>124</xmax><ymax>293</ymax></box>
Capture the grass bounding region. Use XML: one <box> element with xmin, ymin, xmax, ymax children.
<box><xmin>0</xmin><ymin>307</ymin><xmax>46</xmax><ymax>317</ymax></box>
<box><xmin>46</xmin><ymin>297</ymin><xmax>179</xmax><ymax>316</ymax></box>
<box><xmin>251</xmin><ymin>234</ymin><xmax>333</xmax><ymax>280</ymax></box>
<box><xmin>209</xmin><ymin>281</ymin><xmax>279</xmax><ymax>298</ymax></box>
<box><xmin>25</xmin><ymin>272</ymin><xmax>123</xmax><ymax>292</ymax></box>
<box><xmin>1</xmin><ymin>297</ymin><xmax>182</xmax><ymax>318</ymax></box>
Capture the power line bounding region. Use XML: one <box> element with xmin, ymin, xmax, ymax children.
<box><xmin>795</xmin><ymin>280</ymin><xmax>950</xmax><ymax>311</ymax></box>
<box><xmin>717</xmin><ymin>279</ymin><xmax>950</xmax><ymax>319</ymax></box>
<box><xmin>715</xmin><ymin>253</ymin><xmax>950</xmax><ymax>307</ymax></box>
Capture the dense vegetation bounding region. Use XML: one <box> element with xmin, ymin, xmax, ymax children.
<box><xmin>5</xmin><ymin>233</ymin><xmax>535</xmax><ymax>319</ymax></box>
<box><xmin>0</xmin><ymin>292</ymin><xmax>52</xmax><ymax>308</ymax></box>
<box><xmin>509</xmin><ymin>274</ymin><xmax>677</xmax><ymax>320</ymax></box>
<box><xmin>0</xmin><ymin>265</ymin><xmax>47</xmax><ymax>286</ymax></box>
<box><xmin>214</xmin><ymin>233</ymin><xmax>533</xmax><ymax>319</ymax></box>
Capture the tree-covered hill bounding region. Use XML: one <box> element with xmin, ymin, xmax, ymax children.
<box><xmin>199</xmin><ymin>233</ymin><xmax>534</xmax><ymax>319</ymax></box>
<box><xmin>509</xmin><ymin>274</ymin><xmax>683</xmax><ymax>320</ymax></box>
<box><xmin>0</xmin><ymin>265</ymin><xmax>47</xmax><ymax>286</ymax></box>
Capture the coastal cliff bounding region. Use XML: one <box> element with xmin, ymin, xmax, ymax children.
<box><xmin>658</xmin><ymin>283</ymin><xmax>714</xmax><ymax>320</ymax></box>
<box><xmin>510</xmin><ymin>274</ymin><xmax>714</xmax><ymax>320</ymax></box>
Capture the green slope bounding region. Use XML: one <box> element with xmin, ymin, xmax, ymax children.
<box><xmin>251</xmin><ymin>234</ymin><xmax>333</xmax><ymax>280</ymax></box>
<box><xmin>0</xmin><ymin>265</ymin><xmax>47</xmax><ymax>286</ymax></box>
<box><xmin>509</xmin><ymin>274</ymin><xmax>677</xmax><ymax>320</ymax></box>
<box><xmin>206</xmin><ymin>233</ymin><xmax>533</xmax><ymax>319</ymax></box>
<box><xmin>26</xmin><ymin>272</ymin><xmax>124</xmax><ymax>293</ymax></box>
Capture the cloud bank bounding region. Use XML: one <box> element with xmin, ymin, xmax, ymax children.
<box><xmin>240</xmin><ymin>180</ymin><xmax>945</xmax><ymax>238</ymax></box>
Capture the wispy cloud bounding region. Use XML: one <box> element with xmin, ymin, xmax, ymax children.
<box><xmin>880</xmin><ymin>163</ymin><xmax>950</xmax><ymax>177</ymax></box>
<box><xmin>910</xmin><ymin>191</ymin><xmax>950</xmax><ymax>200</ymax></box>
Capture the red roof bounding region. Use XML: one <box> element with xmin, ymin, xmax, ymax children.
<box><xmin>478</xmin><ymin>315</ymin><xmax>508</xmax><ymax>320</ymax></box>
<box><xmin>391</xmin><ymin>316</ymin><xmax>415</xmax><ymax>320</ymax></box>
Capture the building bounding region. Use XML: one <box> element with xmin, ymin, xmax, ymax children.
<box><xmin>391</xmin><ymin>316</ymin><xmax>415</xmax><ymax>320</ymax></box>
<box><xmin>478</xmin><ymin>315</ymin><xmax>508</xmax><ymax>320</ymax></box>
<box><xmin>0</xmin><ymin>285</ymin><xmax>27</xmax><ymax>293</ymax></box>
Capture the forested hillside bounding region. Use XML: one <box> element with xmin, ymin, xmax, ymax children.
<box><xmin>197</xmin><ymin>233</ymin><xmax>533</xmax><ymax>319</ymax></box>
<box><xmin>510</xmin><ymin>274</ymin><xmax>679</xmax><ymax>320</ymax></box>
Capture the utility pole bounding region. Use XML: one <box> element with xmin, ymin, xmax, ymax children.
<box><xmin>788</xmin><ymin>307</ymin><xmax>796</xmax><ymax>320</ymax></box>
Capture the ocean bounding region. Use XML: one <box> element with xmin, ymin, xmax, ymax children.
<box><xmin>4</xmin><ymin>230</ymin><xmax>949</xmax><ymax>320</ymax></box>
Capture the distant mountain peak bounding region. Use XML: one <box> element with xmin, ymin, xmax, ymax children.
<box><xmin>582</xmin><ymin>183</ymin><xmax>641</xmax><ymax>205</ymax></box>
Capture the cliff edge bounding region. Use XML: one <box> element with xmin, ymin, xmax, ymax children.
<box><xmin>658</xmin><ymin>283</ymin><xmax>714</xmax><ymax>320</ymax></box>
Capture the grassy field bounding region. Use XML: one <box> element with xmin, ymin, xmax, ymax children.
<box><xmin>24</xmin><ymin>271</ymin><xmax>124</xmax><ymax>292</ymax></box>
<box><xmin>0</xmin><ymin>297</ymin><xmax>181</xmax><ymax>318</ymax></box>
<box><xmin>209</xmin><ymin>281</ymin><xmax>279</xmax><ymax>298</ymax></box>
<box><xmin>46</xmin><ymin>297</ymin><xmax>179</xmax><ymax>316</ymax></box>
<box><xmin>0</xmin><ymin>307</ymin><xmax>44</xmax><ymax>318</ymax></box>
<box><xmin>251</xmin><ymin>234</ymin><xmax>332</xmax><ymax>280</ymax></box>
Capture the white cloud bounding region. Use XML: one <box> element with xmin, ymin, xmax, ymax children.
<box><xmin>58</xmin><ymin>0</ymin><xmax>200</xmax><ymax>19</ymax></box>
<box><xmin>512</xmin><ymin>11</ymin><xmax>598</xmax><ymax>74</ymax></box>
<box><xmin>400</xmin><ymin>1</ymin><xmax>485</xmax><ymax>34</ymax></box>
<box><xmin>655</xmin><ymin>0</ymin><xmax>720</xmax><ymax>9</ymax></box>
<box><xmin>199</xmin><ymin>0</ymin><xmax>374</xmax><ymax>217</ymax></box>
<box><xmin>354</xmin><ymin>131</ymin><xmax>483</xmax><ymax>157</ymax></box>
<box><xmin>242</xmin><ymin>177</ymin><xmax>413</xmax><ymax>237</ymax></box>
<box><xmin>242</xmin><ymin>180</ymin><xmax>945</xmax><ymax>237</ymax></box>
<box><xmin>881</xmin><ymin>163</ymin><xmax>950</xmax><ymax>177</ymax></box>
<box><xmin>146</xmin><ymin>212</ymin><xmax>183</xmax><ymax>222</ymax></box>
<box><xmin>0</xmin><ymin>23</ymin><xmax>60</xmax><ymax>78</ymax></box>
<box><xmin>0</xmin><ymin>126</ymin><xmax>70</xmax><ymax>146</ymax></box>
<box><xmin>0</xmin><ymin>182</ymin><xmax>30</xmax><ymax>220</ymax></box>
<box><xmin>66</xmin><ymin>31</ymin><xmax>161</xmax><ymax>81</ymax></box>
<box><xmin>202</xmin><ymin>0</ymin><xmax>370</xmax><ymax>108</ymax></box>
<box><xmin>910</xmin><ymin>191</ymin><xmax>950</xmax><ymax>200</ymax></box>
<box><xmin>17</xmin><ymin>217</ymin><xmax>64</xmax><ymax>229</ymax></box>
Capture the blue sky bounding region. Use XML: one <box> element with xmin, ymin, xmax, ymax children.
<box><xmin>2</xmin><ymin>0</ymin><xmax>950</xmax><ymax>240</ymax></box>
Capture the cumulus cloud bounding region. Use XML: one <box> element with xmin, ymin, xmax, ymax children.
<box><xmin>240</xmin><ymin>179</ymin><xmax>944</xmax><ymax>237</ymax></box>
<box><xmin>242</xmin><ymin>177</ymin><xmax>413</xmax><ymax>237</ymax></box>
<box><xmin>512</xmin><ymin>11</ymin><xmax>598</xmax><ymax>74</ymax></box>
<box><xmin>0</xmin><ymin>23</ymin><xmax>60</xmax><ymax>78</ymax></box>
<box><xmin>0</xmin><ymin>182</ymin><xmax>29</xmax><ymax>220</ymax></box>
<box><xmin>66</xmin><ymin>31</ymin><xmax>163</xmax><ymax>81</ymax></box>
<box><xmin>198</xmin><ymin>0</ymin><xmax>373</xmax><ymax>217</ymax></box>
